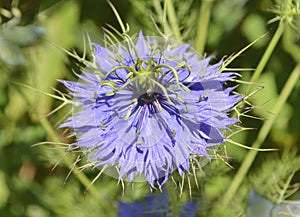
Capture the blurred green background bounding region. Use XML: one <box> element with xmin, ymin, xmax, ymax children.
<box><xmin>0</xmin><ymin>0</ymin><xmax>299</xmax><ymax>216</ymax></box>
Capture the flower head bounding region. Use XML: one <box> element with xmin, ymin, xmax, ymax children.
<box><xmin>60</xmin><ymin>32</ymin><xmax>242</xmax><ymax>187</ymax></box>
<box><xmin>119</xmin><ymin>189</ymin><xmax>198</xmax><ymax>217</ymax></box>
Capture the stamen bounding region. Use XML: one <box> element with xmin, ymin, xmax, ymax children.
<box><xmin>123</xmin><ymin>98</ymin><xmax>138</xmax><ymax>120</ymax></box>
<box><xmin>155</xmin><ymin>99</ymin><xmax>163</xmax><ymax>112</ymax></box>
<box><xmin>147</xmin><ymin>77</ymin><xmax>173</xmax><ymax>103</ymax></box>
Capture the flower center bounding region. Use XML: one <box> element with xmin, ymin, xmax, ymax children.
<box><xmin>138</xmin><ymin>92</ymin><xmax>163</xmax><ymax>106</ymax></box>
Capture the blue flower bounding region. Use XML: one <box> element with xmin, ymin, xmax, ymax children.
<box><xmin>118</xmin><ymin>190</ymin><xmax>198</xmax><ymax>217</ymax></box>
<box><xmin>60</xmin><ymin>32</ymin><xmax>242</xmax><ymax>187</ymax></box>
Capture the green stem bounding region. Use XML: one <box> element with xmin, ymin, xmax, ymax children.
<box><xmin>39</xmin><ymin>118</ymin><xmax>101</xmax><ymax>199</ymax></box>
<box><xmin>247</xmin><ymin>20</ymin><xmax>287</xmax><ymax>93</ymax></box>
<box><xmin>282</xmin><ymin>26</ymin><xmax>300</xmax><ymax>63</ymax></box>
<box><xmin>166</xmin><ymin>183</ymin><xmax>179</xmax><ymax>217</ymax></box>
<box><xmin>221</xmin><ymin>64</ymin><xmax>300</xmax><ymax>207</ymax></box>
<box><xmin>165</xmin><ymin>0</ymin><xmax>181</xmax><ymax>41</ymax></box>
<box><xmin>195</xmin><ymin>0</ymin><xmax>214</xmax><ymax>55</ymax></box>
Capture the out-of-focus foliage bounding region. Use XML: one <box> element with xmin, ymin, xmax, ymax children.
<box><xmin>0</xmin><ymin>0</ymin><xmax>300</xmax><ymax>216</ymax></box>
<box><xmin>250</xmin><ymin>150</ymin><xmax>300</xmax><ymax>203</ymax></box>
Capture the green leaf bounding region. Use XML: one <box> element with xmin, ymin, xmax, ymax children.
<box><xmin>213</xmin><ymin>0</ymin><xmax>246</xmax><ymax>32</ymax></box>
<box><xmin>251</xmin><ymin>71</ymin><xmax>292</xmax><ymax>122</ymax></box>
<box><xmin>5</xmin><ymin>87</ymin><xmax>28</xmax><ymax>121</ymax></box>
<box><xmin>249</xmin><ymin>151</ymin><xmax>300</xmax><ymax>203</ymax></box>
<box><xmin>0</xmin><ymin>170</ymin><xmax>9</xmax><ymax>208</ymax></box>
<box><xmin>242</xmin><ymin>14</ymin><xmax>269</xmax><ymax>48</ymax></box>
<box><xmin>0</xmin><ymin>38</ymin><xmax>25</xmax><ymax>65</ymax></box>
<box><xmin>1</xmin><ymin>25</ymin><xmax>45</xmax><ymax>46</ymax></box>
<box><xmin>251</xmin><ymin>71</ymin><xmax>295</xmax><ymax>146</ymax></box>
<box><xmin>26</xmin><ymin>1</ymin><xmax>80</xmax><ymax>116</ymax></box>
<box><xmin>43</xmin><ymin>1</ymin><xmax>80</xmax><ymax>46</ymax></box>
<box><xmin>252</xmin><ymin>72</ymin><xmax>278</xmax><ymax>116</ymax></box>
<box><xmin>226</xmin><ymin>130</ymin><xmax>248</xmax><ymax>162</ymax></box>
<box><xmin>26</xmin><ymin>205</ymin><xmax>50</xmax><ymax>217</ymax></box>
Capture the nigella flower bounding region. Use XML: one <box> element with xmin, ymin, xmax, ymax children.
<box><xmin>60</xmin><ymin>32</ymin><xmax>242</xmax><ymax>187</ymax></box>
<box><xmin>118</xmin><ymin>190</ymin><xmax>198</xmax><ymax>217</ymax></box>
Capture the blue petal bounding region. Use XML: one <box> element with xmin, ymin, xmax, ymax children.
<box><xmin>118</xmin><ymin>190</ymin><xmax>198</xmax><ymax>217</ymax></box>
<box><xmin>93</xmin><ymin>43</ymin><xmax>117</xmax><ymax>72</ymax></box>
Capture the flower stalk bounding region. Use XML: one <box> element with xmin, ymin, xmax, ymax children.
<box><xmin>195</xmin><ymin>0</ymin><xmax>214</xmax><ymax>55</ymax></box>
<box><xmin>247</xmin><ymin>20</ymin><xmax>287</xmax><ymax>94</ymax></box>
